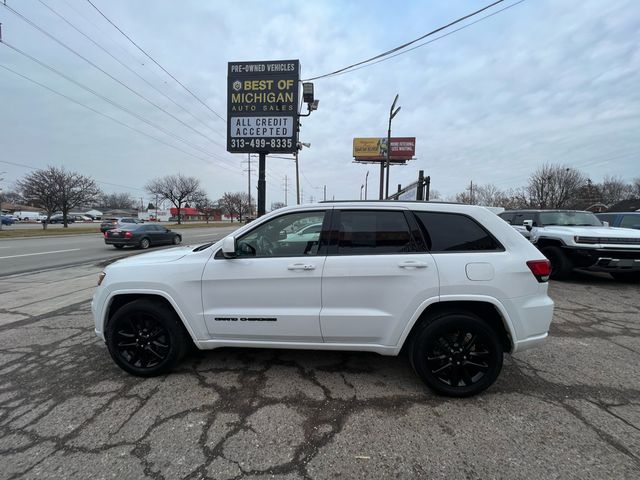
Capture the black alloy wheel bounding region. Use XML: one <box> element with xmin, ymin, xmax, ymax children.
<box><xmin>139</xmin><ymin>237</ymin><xmax>150</xmax><ymax>249</ymax></box>
<box><xmin>172</xmin><ymin>235</ymin><xmax>181</xmax><ymax>245</ymax></box>
<box><xmin>105</xmin><ymin>299</ymin><xmax>188</xmax><ymax>376</ymax></box>
<box><xmin>411</xmin><ymin>312</ymin><xmax>503</xmax><ymax>397</ymax></box>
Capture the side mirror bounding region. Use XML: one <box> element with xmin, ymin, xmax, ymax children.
<box><xmin>602</xmin><ymin>221</ymin><xmax>609</xmax><ymax>227</ymax></box>
<box><xmin>523</xmin><ymin>220</ymin><xmax>533</xmax><ymax>232</ymax></box>
<box><xmin>221</xmin><ymin>236</ymin><xmax>236</xmax><ymax>258</ymax></box>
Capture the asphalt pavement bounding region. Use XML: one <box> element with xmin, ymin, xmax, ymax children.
<box><xmin>0</xmin><ymin>226</ymin><xmax>237</xmax><ymax>277</ymax></box>
<box><xmin>0</xmin><ymin>266</ymin><xmax>639</xmax><ymax>479</ymax></box>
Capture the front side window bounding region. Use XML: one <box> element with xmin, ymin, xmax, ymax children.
<box><xmin>337</xmin><ymin>210</ymin><xmax>416</xmax><ymax>255</ymax></box>
<box><xmin>620</xmin><ymin>215</ymin><xmax>640</xmax><ymax>229</ymax></box>
<box><xmin>237</xmin><ymin>211</ymin><xmax>326</xmax><ymax>258</ymax></box>
<box><xmin>414</xmin><ymin>211</ymin><xmax>502</xmax><ymax>252</ymax></box>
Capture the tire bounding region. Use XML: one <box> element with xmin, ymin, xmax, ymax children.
<box><xmin>105</xmin><ymin>299</ymin><xmax>188</xmax><ymax>377</ymax></box>
<box><xmin>410</xmin><ymin>311</ymin><xmax>503</xmax><ymax>397</ymax></box>
<box><xmin>172</xmin><ymin>235</ymin><xmax>181</xmax><ymax>245</ymax></box>
<box><xmin>139</xmin><ymin>237</ymin><xmax>150</xmax><ymax>249</ymax></box>
<box><xmin>113</xmin><ymin>244</ymin><xmax>124</xmax><ymax>249</ymax></box>
<box><xmin>540</xmin><ymin>246</ymin><xmax>573</xmax><ymax>280</ymax></box>
<box><xmin>610</xmin><ymin>272</ymin><xmax>640</xmax><ymax>283</ymax></box>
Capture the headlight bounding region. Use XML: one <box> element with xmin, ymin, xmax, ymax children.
<box><xmin>97</xmin><ymin>272</ymin><xmax>106</xmax><ymax>286</ymax></box>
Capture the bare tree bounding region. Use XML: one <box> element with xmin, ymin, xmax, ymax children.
<box><xmin>596</xmin><ymin>176</ymin><xmax>633</xmax><ymax>206</ymax></box>
<box><xmin>146</xmin><ymin>174</ymin><xmax>204</xmax><ymax>225</ymax></box>
<box><xmin>270</xmin><ymin>202</ymin><xmax>286</xmax><ymax>211</ymax></box>
<box><xmin>56</xmin><ymin>168</ymin><xmax>102</xmax><ymax>227</ymax></box>
<box><xmin>0</xmin><ymin>189</ymin><xmax>24</xmax><ymax>206</ymax></box>
<box><xmin>633</xmin><ymin>177</ymin><xmax>640</xmax><ymax>198</ymax></box>
<box><xmin>237</xmin><ymin>192</ymin><xmax>253</xmax><ymax>222</ymax></box>
<box><xmin>192</xmin><ymin>192</ymin><xmax>217</xmax><ymax>224</ymax></box>
<box><xmin>218</xmin><ymin>192</ymin><xmax>241</xmax><ymax>222</ymax></box>
<box><xmin>16</xmin><ymin>166</ymin><xmax>99</xmax><ymax>229</ymax></box>
<box><xmin>101</xmin><ymin>192</ymin><xmax>135</xmax><ymax>210</ymax></box>
<box><xmin>527</xmin><ymin>164</ymin><xmax>586</xmax><ymax>209</ymax></box>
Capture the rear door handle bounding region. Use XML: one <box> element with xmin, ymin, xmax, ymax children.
<box><xmin>287</xmin><ymin>263</ymin><xmax>316</xmax><ymax>271</ymax></box>
<box><xmin>398</xmin><ymin>260</ymin><xmax>428</xmax><ymax>269</ymax></box>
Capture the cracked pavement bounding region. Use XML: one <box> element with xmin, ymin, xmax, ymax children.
<box><xmin>0</xmin><ymin>266</ymin><xmax>639</xmax><ymax>479</ymax></box>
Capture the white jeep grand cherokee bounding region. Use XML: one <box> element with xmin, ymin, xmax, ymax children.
<box><xmin>92</xmin><ymin>202</ymin><xmax>554</xmax><ymax>397</ymax></box>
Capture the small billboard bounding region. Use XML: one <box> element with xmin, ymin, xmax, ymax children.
<box><xmin>353</xmin><ymin>137</ymin><xmax>416</xmax><ymax>162</ymax></box>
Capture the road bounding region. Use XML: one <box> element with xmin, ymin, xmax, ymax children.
<box><xmin>0</xmin><ymin>226</ymin><xmax>237</xmax><ymax>276</ymax></box>
<box><xmin>0</xmin><ymin>268</ymin><xmax>638</xmax><ymax>478</ymax></box>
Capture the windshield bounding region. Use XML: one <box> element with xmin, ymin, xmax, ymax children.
<box><xmin>539</xmin><ymin>211</ymin><xmax>602</xmax><ymax>227</ymax></box>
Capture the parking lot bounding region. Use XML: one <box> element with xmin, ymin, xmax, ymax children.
<box><xmin>0</xmin><ymin>266</ymin><xmax>639</xmax><ymax>479</ymax></box>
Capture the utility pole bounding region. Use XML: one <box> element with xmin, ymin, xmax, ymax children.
<box><xmin>258</xmin><ymin>153</ymin><xmax>266</xmax><ymax>216</ymax></box>
<box><xmin>323</xmin><ymin>185</ymin><xmax>326</xmax><ymax>201</ymax></box>
<box><xmin>295</xmin><ymin>145</ymin><xmax>300</xmax><ymax>205</ymax></box>
<box><xmin>244</xmin><ymin>154</ymin><xmax>253</xmax><ymax>217</ymax></box>
<box><xmin>385</xmin><ymin>94</ymin><xmax>401</xmax><ymax>199</ymax></box>
<box><xmin>283</xmin><ymin>175</ymin><xmax>289</xmax><ymax>206</ymax></box>
<box><xmin>364</xmin><ymin>171</ymin><xmax>369</xmax><ymax>200</ymax></box>
<box><xmin>468</xmin><ymin>180</ymin><xmax>474</xmax><ymax>205</ymax></box>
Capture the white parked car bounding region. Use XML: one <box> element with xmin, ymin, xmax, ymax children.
<box><xmin>92</xmin><ymin>202</ymin><xmax>554</xmax><ymax>397</ymax></box>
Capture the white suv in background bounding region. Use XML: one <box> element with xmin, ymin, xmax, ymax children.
<box><xmin>92</xmin><ymin>202</ymin><xmax>554</xmax><ymax>397</ymax></box>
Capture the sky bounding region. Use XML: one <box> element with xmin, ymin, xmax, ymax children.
<box><xmin>0</xmin><ymin>0</ymin><xmax>639</xmax><ymax>208</ymax></box>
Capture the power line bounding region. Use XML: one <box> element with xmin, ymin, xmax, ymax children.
<box><xmin>37</xmin><ymin>0</ymin><xmax>225</xmax><ymax>140</ymax></box>
<box><xmin>1</xmin><ymin>2</ymin><xmax>226</xmax><ymax>149</ymax></box>
<box><xmin>85</xmin><ymin>0</ymin><xmax>226</xmax><ymax>123</ymax></box>
<box><xmin>0</xmin><ymin>40</ymin><xmax>242</xmax><ymax>173</ymax></box>
<box><xmin>322</xmin><ymin>1</ymin><xmax>525</xmax><ymax>79</ymax></box>
<box><xmin>0</xmin><ymin>159</ymin><xmax>146</xmax><ymax>193</ymax></box>
<box><xmin>0</xmin><ymin>63</ymin><xmax>242</xmax><ymax>177</ymax></box>
<box><xmin>304</xmin><ymin>0</ymin><xmax>507</xmax><ymax>81</ymax></box>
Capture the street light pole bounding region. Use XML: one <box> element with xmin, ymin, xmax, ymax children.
<box><xmin>364</xmin><ymin>171</ymin><xmax>369</xmax><ymax>200</ymax></box>
<box><xmin>385</xmin><ymin>94</ymin><xmax>401</xmax><ymax>199</ymax></box>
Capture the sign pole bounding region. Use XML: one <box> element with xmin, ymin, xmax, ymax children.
<box><xmin>379</xmin><ymin>163</ymin><xmax>384</xmax><ymax>200</ymax></box>
<box><xmin>258</xmin><ymin>153</ymin><xmax>266</xmax><ymax>217</ymax></box>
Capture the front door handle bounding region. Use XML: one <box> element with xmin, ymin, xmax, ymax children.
<box><xmin>398</xmin><ymin>260</ymin><xmax>428</xmax><ymax>269</ymax></box>
<box><xmin>287</xmin><ymin>263</ymin><xmax>316</xmax><ymax>271</ymax></box>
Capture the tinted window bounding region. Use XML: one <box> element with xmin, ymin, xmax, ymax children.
<box><xmin>620</xmin><ymin>215</ymin><xmax>640</xmax><ymax>229</ymax></box>
<box><xmin>596</xmin><ymin>214</ymin><xmax>616</xmax><ymax>224</ymax></box>
<box><xmin>539</xmin><ymin>211</ymin><xmax>600</xmax><ymax>226</ymax></box>
<box><xmin>499</xmin><ymin>212</ymin><xmax>515</xmax><ymax>224</ymax></box>
<box><xmin>513</xmin><ymin>212</ymin><xmax>537</xmax><ymax>226</ymax></box>
<box><xmin>414</xmin><ymin>212</ymin><xmax>502</xmax><ymax>252</ymax></box>
<box><xmin>337</xmin><ymin>210</ymin><xmax>415</xmax><ymax>255</ymax></box>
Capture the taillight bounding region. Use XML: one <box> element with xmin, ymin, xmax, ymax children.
<box><xmin>527</xmin><ymin>259</ymin><xmax>551</xmax><ymax>283</ymax></box>
<box><xmin>124</xmin><ymin>231</ymin><xmax>133</xmax><ymax>238</ymax></box>
<box><xmin>104</xmin><ymin>231</ymin><xmax>108</xmax><ymax>238</ymax></box>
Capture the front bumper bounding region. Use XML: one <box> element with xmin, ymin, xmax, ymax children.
<box><xmin>563</xmin><ymin>247</ymin><xmax>640</xmax><ymax>272</ymax></box>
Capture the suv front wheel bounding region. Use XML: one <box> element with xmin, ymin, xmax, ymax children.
<box><xmin>540</xmin><ymin>246</ymin><xmax>573</xmax><ymax>280</ymax></box>
<box><xmin>105</xmin><ymin>299</ymin><xmax>188</xmax><ymax>376</ymax></box>
<box><xmin>410</xmin><ymin>311</ymin><xmax>503</xmax><ymax>397</ymax></box>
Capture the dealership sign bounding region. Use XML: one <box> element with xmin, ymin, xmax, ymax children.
<box><xmin>353</xmin><ymin>137</ymin><xmax>416</xmax><ymax>162</ymax></box>
<box><xmin>227</xmin><ymin>60</ymin><xmax>300</xmax><ymax>154</ymax></box>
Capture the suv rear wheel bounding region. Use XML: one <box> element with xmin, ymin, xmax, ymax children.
<box><xmin>410</xmin><ymin>311</ymin><xmax>503</xmax><ymax>397</ymax></box>
<box><xmin>105</xmin><ymin>299</ymin><xmax>188</xmax><ymax>376</ymax></box>
<box><xmin>540</xmin><ymin>246</ymin><xmax>573</xmax><ymax>280</ymax></box>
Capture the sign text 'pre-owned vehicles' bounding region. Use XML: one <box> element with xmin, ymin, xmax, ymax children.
<box><xmin>92</xmin><ymin>202</ymin><xmax>554</xmax><ymax>397</ymax></box>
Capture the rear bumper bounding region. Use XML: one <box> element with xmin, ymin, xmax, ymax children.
<box><xmin>104</xmin><ymin>238</ymin><xmax>137</xmax><ymax>246</ymax></box>
<box><xmin>503</xmin><ymin>293</ymin><xmax>555</xmax><ymax>353</ymax></box>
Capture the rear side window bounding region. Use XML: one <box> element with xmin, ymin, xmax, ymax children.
<box><xmin>337</xmin><ymin>210</ymin><xmax>416</xmax><ymax>255</ymax></box>
<box><xmin>413</xmin><ymin>212</ymin><xmax>502</xmax><ymax>252</ymax></box>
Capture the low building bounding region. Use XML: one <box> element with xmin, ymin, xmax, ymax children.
<box><xmin>169</xmin><ymin>207</ymin><xmax>222</xmax><ymax>222</ymax></box>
